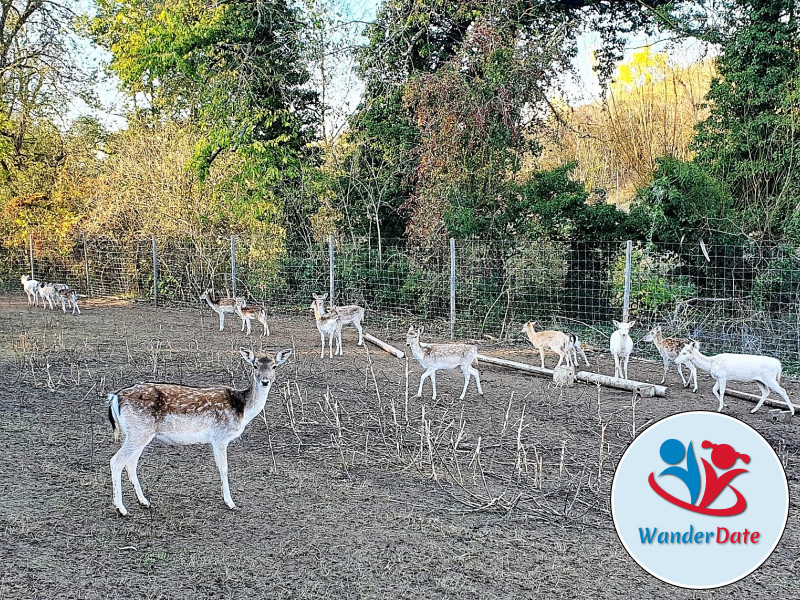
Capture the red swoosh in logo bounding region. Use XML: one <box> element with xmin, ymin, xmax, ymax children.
<box><xmin>648</xmin><ymin>473</ymin><xmax>747</xmax><ymax>516</ymax></box>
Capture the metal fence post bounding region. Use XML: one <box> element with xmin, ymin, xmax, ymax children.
<box><xmin>450</xmin><ymin>238</ymin><xmax>456</xmax><ymax>340</ymax></box>
<box><xmin>622</xmin><ymin>240</ymin><xmax>632</xmax><ymax>322</ymax></box>
<box><xmin>329</xmin><ymin>234</ymin><xmax>335</xmax><ymax>302</ymax></box>
<box><xmin>230</xmin><ymin>235</ymin><xmax>237</xmax><ymax>297</ymax></box>
<box><xmin>83</xmin><ymin>235</ymin><xmax>91</xmax><ymax>296</ymax></box>
<box><xmin>29</xmin><ymin>232</ymin><xmax>34</xmax><ymax>278</ymax></box>
<box><xmin>152</xmin><ymin>235</ymin><xmax>158</xmax><ymax>306</ymax></box>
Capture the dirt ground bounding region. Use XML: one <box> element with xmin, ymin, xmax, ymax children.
<box><xmin>1</xmin><ymin>292</ymin><xmax>799</xmax><ymax>599</ymax></box>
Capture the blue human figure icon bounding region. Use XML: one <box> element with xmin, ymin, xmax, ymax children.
<box><xmin>658</xmin><ymin>438</ymin><xmax>701</xmax><ymax>505</ymax></box>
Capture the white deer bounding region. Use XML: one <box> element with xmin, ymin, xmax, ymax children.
<box><xmin>234</xmin><ymin>300</ymin><xmax>270</xmax><ymax>336</ymax></box>
<box><xmin>609</xmin><ymin>320</ymin><xmax>636</xmax><ymax>380</ymax></box>
<box><xmin>406</xmin><ymin>325</ymin><xmax>483</xmax><ymax>400</ymax></box>
<box><xmin>36</xmin><ymin>282</ymin><xmax>57</xmax><ymax>310</ymax></box>
<box><xmin>21</xmin><ymin>275</ymin><xmax>39</xmax><ymax>306</ymax></box>
<box><xmin>107</xmin><ymin>347</ymin><xmax>292</xmax><ymax>516</ymax></box>
<box><xmin>675</xmin><ymin>341</ymin><xmax>794</xmax><ymax>415</ymax></box>
<box><xmin>313</xmin><ymin>293</ymin><xmax>365</xmax><ymax>346</ymax></box>
<box><xmin>57</xmin><ymin>289</ymin><xmax>81</xmax><ymax>315</ymax></box>
<box><xmin>642</xmin><ymin>325</ymin><xmax>697</xmax><ymax>389</ymax></box>
<box><xmin>310</xmin><ymin>296</ymin><xmax>342</xmax><ymax>358</ymax></box>
<box><xmin>521</xmin><ymin>321</ymin><xmax>572</xmax><ymax>368</ymax></box>
<box><xmin>200</xmin><ymin>289</ymin><xmax>245</xmax><ymax>332</ymax></box>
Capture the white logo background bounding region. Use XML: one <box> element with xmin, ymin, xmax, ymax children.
<box><xmin>611</xmin><ymin>411</ymin><xmax>789</xmax><ymax>589</ymax></box>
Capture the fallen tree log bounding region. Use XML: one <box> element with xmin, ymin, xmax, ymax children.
<box><xmin>364</xmin><ymin>332</ymin><xmax>405</xmax><ymax>359</ymax></box>
<box><xmin>476</xmin><ymin>354</ymin><xmax>667</xmax><ymax>397</ymax></box>
<box><xmin>721</xmin><ymin>388</ymin><xmax>800</xmax><ymax>413</ymax></box>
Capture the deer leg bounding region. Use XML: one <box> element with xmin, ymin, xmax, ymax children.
<box><xmin>676</xmin><ymin>362</ymin><xmax>688</xmax><ymax>387</ymax></box>
<box><xmin>430</xmin><ymin>370</ymin><xmax>437</xmax><ymax>400</ymax></box>
<box><xmin>355</xmin><ymin>320</ymin><xmax>363</xmax><ymax>346</ymax></box>
<box><xmin>125</xmin><ymin>445</ymin><xmax>152</xmax><ymax>507</ymax></box>
<box><xmin>613</xmin><ymin>355</ymin><xmax>621</xmax><ymax>379</ymax></box>
<box><xmin>539</xmin><ymin>348</ymin><xmax>546</xmax><ymax>369</ymax></box>
<box><xmin>260</xmin><ymin>316</ymin><xmax>270</xmax><ymax>336</ymax></box>
<box><xmin>218</xmin><ymin>312</ymin><xmax>225</xmax><ymax>332</ymax></box>
<box><xmin>459</xmin><ymin>367</ymin><xmax>471</xmax><ymax>400</ymax></box>
<box><xmin>762</xmin><ymin>380</ymin><xmax>794</xmax><ymax>415</ymax></box>
<box><xmin>417</xmin><ymin>369</ymin><xmax>431</xmax><ymax>398</ymax></box>
<box><xmin>714</xmin><ymin>379</ymin><xmax>726</xmax><ymax>412</ymax></box>
<box><xmin>111</xmin><ymin>439</ymin><xmax>148</xmax><ymax>516</ymax></box>
<box><xmin>335</xmin><ymin>328</ymin><xmax>343</xmax><ymax>356</ymax></box>
<box><xmin>319</xmin><ymin>331</ymin><xmax>326</xmax><ymax>358</ymax></box>
<box><xmin>661</xmin><ymin>356</ymin><xmax>670</xmax><ymax>385</ymax></box>
<box><xmin>328</xmin><ymin>330</ymin><xmax>334</xmax><ymax>358</ymax></box>
<box><xmin>211</xmin><ymin>440</ymin><xmax>236</xmax><ymax>510</ymax></box>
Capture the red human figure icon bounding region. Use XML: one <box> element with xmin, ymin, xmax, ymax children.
<box><xmin>698</xmin><ymin>441</ymin><xmax>750</xmax><ymax>513</ymax></box>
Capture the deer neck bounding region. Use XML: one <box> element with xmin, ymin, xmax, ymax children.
<box><xmin>689</xmin><ymin>350</ymin><xmax>714</xmax><ymax>373</ymax></box>
<box><xmin>241</xmin><ymin>378</ymin><xmax>273</xmax><ymax>425</ymax></box>
<box><xmin>202</xmin><ymin>295</ymin><xmax>219</xmax><ymax>310</ymax></box>
<box><xmin>409</xmin><ymin>338</ymin><xmax>428</xmax><ymax>361</ymax></box>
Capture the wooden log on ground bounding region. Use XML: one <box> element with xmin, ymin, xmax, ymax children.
<box><xmin>476</xmin><ymin>354</ymin><xmax>666</xmax><ymax>397</ymax></box>
<box><xmin>475</xmin><ymin>354</ymin><xmax>554</xmax><ymax>377</ymax></box>
<box><xmin>364</xmin><ymin>332</ymin><xmax>405</xmax><ymax>359</ymax></box>
<box><xmin>574</xmin><ymin>371</ymin><xmax>666</xmax><ymax>398</ymax></box>
<box><xmin>721</xmin><ymin>388</ymin><xmax>800</xmax><ymax>413</ymax></box>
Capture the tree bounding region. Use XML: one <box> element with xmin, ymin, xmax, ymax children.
<box><xmin>691</xmin><ymin>0</ymin><xmax>800</xmax><ymax>240</ymax></box>
<box><xmin>91</xmin><ymin>0</ymin><xmax>317</xmax><ymax>179</ymax></box>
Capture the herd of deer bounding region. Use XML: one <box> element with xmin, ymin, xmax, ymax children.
<box><xmin>19</xmin><ymin>276</ymin><xmax>792</xmax><ymax>515</ymax></box>
<box><xmin>20</xmin><ymin>275</ymin><xmax>81</xmax><ymax>314</ymax></box>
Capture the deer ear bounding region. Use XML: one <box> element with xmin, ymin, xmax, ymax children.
<box><xmin>613</xmin><ymin>320</ymin><xmax>621</xmax><ymax>328</ymax></box>
<box><xmin>418</xmin><ymin>326</ymin><xmax>424</xmax><ymax>336</ymax></box>
<box><xmin>239</xmin><ymin>347</ymin><xmax>255</xmax><ymax>365</ymax></box>
<box><xmin>275</xmin><ymin>349</ymin><xmax>292</xmax><ymax>365</ymax></box>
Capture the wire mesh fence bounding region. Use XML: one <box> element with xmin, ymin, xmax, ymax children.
<box><xmin>3</xmin><ymin>234</ymin><xmax>800</xmax><ymax>371</ymax></box>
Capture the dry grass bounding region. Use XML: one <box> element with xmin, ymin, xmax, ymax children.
<box><xmin>1</xmin><ymin>294</ymin><xmax>799</xmax><ymax>599</ymax></box>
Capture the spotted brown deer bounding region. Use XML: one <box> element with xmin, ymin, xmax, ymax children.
<box><xmin>107</xmin><ymin>347</ymin><xmax>292</xmax><ymax>516</ymax></box>
<box><xmin>200</xmin><ymin>289</ymin><xmax>245</xmax><ymax>332</ymax></box>
<box><xmin>405</xmin><ymin>325</ymin><xmax>483</xmax><ymax>400</ymax></box>
<box><xmin>642</xmin><ymin>325</ymin><xmax>696</xmax><ymax>390</ymax></box>
<box><xmin>235</xmin><ymin>300</ymin><xmax>270</xmax><ymax>336</ymax></box>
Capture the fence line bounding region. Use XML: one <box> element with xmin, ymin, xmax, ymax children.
<box><xmin>3</xmin><ymin>235</ymin><xmax>800</xmax><ymax>371</ymax></box>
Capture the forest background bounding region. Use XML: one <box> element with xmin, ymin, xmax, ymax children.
<box><xmin>0</xmin><ymin>0</ymin><xmax>798</xmax><ymax>346</ymax></box>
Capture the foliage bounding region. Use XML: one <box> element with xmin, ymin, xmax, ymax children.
<box><xmin>691</xmin><ymin>0</ymin><xmax>800</xmax><ymax>240</ymax></box>
<box><xmin>91</xmin><ymin>0</ymin><xmax>317</xmax><ymax>180</ymax></box>
<box><xmin>629</xmin><ymin>156</ymin><xmax>735</xmax><ymax>244</ymax></box>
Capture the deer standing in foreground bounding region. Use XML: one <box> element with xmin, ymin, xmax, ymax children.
<box><xmin>675</xmin><ymin>341</ymin><xmax>794</xmax><ymax>415</ymax></box>
<box><xmin>21</xmin><ymin>275</ymin><xmax>39</xmax><ymax>306</ymax></box>
<box><xmin>609</xmin><ymin>320</ymin><xmax>636</xmax><ymax>380</ymax></box>
<box><xmin>107</xmin><ymin>347</ymin><xmax>292</xmax><ymax>516</ymax></box>
<box><xmin>521</xmin><ymin>321</ymin><xmax>572</xmax><ymax>369</ymax></box>
<box><xmin>200</xmin><ymin>289</ymin><xmax>245</xmax><ymax>332</ymax></box>
<box><xmin>405</xmin><ymin>325</ymin><xmax>483</xmax><ymax>400</ymax></box>
<box><xmin>642</xmin><ymin>325</ymin><xmax>696</xmax><ymax>390</ymax></box>
<box><xmin>310</xmin><ymin>296</ymin><xmax>342</xmax><ymax>358</ymax></box>
<box><xmin>313</xmin><ymin>293</ymin><xmax>365</xmax><ymax>346</ymax></box>
<box><xmin>234</xmin><ymin>299</ymin><xmax>270</xmax><ymax>336</ymax></box>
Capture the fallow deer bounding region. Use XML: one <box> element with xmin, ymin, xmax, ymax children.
<box><xmin>107</xmin><ymin>347</ymin><xmax>292</xmax><ymax>515</ymax></box>
<box><xmin>405</xmin><ymin>325</ymin><xmax>483</xmax><ymax>400</ymax></box>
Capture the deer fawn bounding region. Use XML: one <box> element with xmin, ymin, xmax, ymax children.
<box><xmin>310</xmin><ymin>295</ymin><xmax>342</xmax><ymax>358</ymax></box>
<box><xmin>235</xmin><ymin>300</ymin><xmax>270</xmax><ymax>336</ymax></box>
<box><xmin>312</xmin><ymin>293</ymin><xmax>365</xmax><ymax>346</ymax></box>
<box><xmin>642</xmin><ymin>325</ymin><xmax>696</xmax><ymax>390</ymax></box>
<box><xmin>107</xmin><ymin>347</ymin><xmax>292</xmax><ymax>516</ymax></box>
<box><xmin>405</xmin><ymin>325</ymin><xmax>483</xmax><ymax>400</ymax></box>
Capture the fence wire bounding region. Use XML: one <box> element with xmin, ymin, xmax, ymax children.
<box><xmin>3</xmin><ymin>235</ymin><xmax>800</xmax><ymax>371</ymax></box>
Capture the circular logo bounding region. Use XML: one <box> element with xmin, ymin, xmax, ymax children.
<box><xmin>611</xmin><ymin>411</ymin><xmax>789</xmax><ymax>589</ymax></box>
